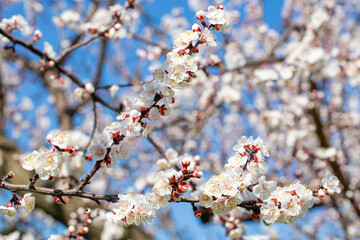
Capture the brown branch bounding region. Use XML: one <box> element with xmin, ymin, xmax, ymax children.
<box><xmin>93</xmin><ymin>38</ymin><xmax>108</xmax><ymax>87</ymax></box>
<box><xmin>84</xmin><ymin>99</ymin><xmax>98</xmax><ymax>152</ymax></box>
<box><xmin>309</xmin><ymin>80</ymin><xmax>360</xmax><ymax>217</ymax></box>
<box><xmin>58</xmin><ymin>33</ymin><xmax>104</xmax><ymax>62</ymax></box>
<box><xmin>131</xmin><ymin>33</ymin><xmax>170</xmax><ymax>52</ymax></box>
<box><xmin>0</xmin><ymin>180</ymin><xmax>119</xmax><ymax>203</ymax></box>
<box><xmin>189</xmin><ymin>23</ymin><xmax>211</xmax><ymax>55</ymax></box>
<box><xmin>146</xmin><ymin>135</ymin><xmax>166</xmax><ymax>157</ymax></box>
<box><xmin>57</xmin><ymin>0</ymin><xmax>101</xmax><ymax>65</ymax></box>
<box><xmin>78</xmin><ymin>160</ymin><xmax>103</xmax><ymax>191</ymax></box>
<box><xmin>28</xmin><ymin>174</ymin><xmax>39</xmax><ymax>189</ymax></box>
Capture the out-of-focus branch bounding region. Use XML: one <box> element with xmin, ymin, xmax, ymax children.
<box><xmin>131</xmin><ymin>33</ymin><xmax>170</xmax><ymax>52</ymax></box>
<box><xmin>147</xmin><ymin>135</ymin><xmax>166</xmax><ymax>157</ymax></box>
<box><xmin>0</xmin><ymin>28</ymin><xmax>123</xmax><ymax>113</ymax></box>
<box><xmin>57</xmin><ymin>0</ymin><xmax>101</xmax><ymax>65</ymax></box>
<box><xmin>84</xmin><ymin>99</ymin><xmax>98</xmax><ymax>152</ymax></box>
<box><xmin>309</xmin><ymin>80</ymin><xmax>360</xmax><ymax>217</ymax></box>
<box><xmin>93</xmin><ymin>38</ymin><xmax>108</xmax><ymax>87</ymax></box>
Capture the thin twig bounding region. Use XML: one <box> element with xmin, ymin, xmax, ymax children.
<box><xmin>0</xmin><ymin>28</ymin><xmax>122</xmax><ymax>114</ymax></box>
<box><xmin>77</xmin><ymin>160</ymin><xmax>103</xmax><ymax>191</ymax></box>
<box><xmin>84</xmin><ymin>98</ymin><xmax>98</xmax><ymax>153</ymax></box>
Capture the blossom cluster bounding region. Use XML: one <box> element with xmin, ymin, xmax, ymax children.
<box><xmin>0</xmin><ymin>15</ymin><xmax>32</xmax><ymax>37</ymax></box>
<box><xmin>132</xmin><ymin>5</ymin><xmax>227</xmax><ymax>137</ymax></box>
<box><xmin>156</xmin><ymin>148</ymin><xmax>200</xmax><ymax>170</ymax></box>
<box><xmin>22</xmin><ymin>131</ymin><xmax>86</xmax><ymax>183</ymax></box>
<box><xmin>52</xmin><ymin>3</ymin><xmax>136</xmax><ymax>40</ymax></box>
<box><xmin>89</xmin><ymin>122</ymin><xmax>131</xmax><ymax>167</ymax></box>
<box><xmin>0</xmin><ymin>193</ymin><xmax>35</xmax><ymax>217</ymax></box>
<box><xmin>22</xmin><ymin>131</ymin><xmax>73</xmax><ymax>180</ymax></box>
<box><xmin>106</xmin><ymin>193</ymin><xmax>156</xmax><ymax>227</ymax></box>
<box><xmin>107</xmin><ymin>160</ymin><xmax>203</xmax><ymax>227</ymax></box>
<box><xmin>214</xmin><ymin>209</ymin><xmax>247</xmax><ymax>239</ymax></box>
<box><xmin>22</xmin><ymin>148</ymin><xmax>61</xmax><ymax>181</ymax></box>
<box><xmin>198</xmin><ymin>136</ymin><xmax>270</xmax><ymax>214</ymax></box>
<box><xmin>260</xmin><ymin>181</ymin><xmax>314</xmax><ymax>224</ymax></box>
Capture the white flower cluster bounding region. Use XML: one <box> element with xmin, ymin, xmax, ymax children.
<box><xmin>107</xmin><ymin>193</ymin><xmax>156</xmax><ymax>227</ymax></box>
<box><xmin>22</xmin><ymin>131</ymin><xmax>74</xmax><ymax>180</ymax></box>
<box><xmin>51</xmin><ymin>3</ymin><xmax>136</xmax><ymax>40</ymax></box>
<box><xmin>134</xmin><ymin>6</ymin><xmax>225</xmax><ymax>137</ymax></box>
<box><xmin>52</xmin><ymin>10</ymin><xmax>81</xmax><ymax>29</ymax></box>
<box><xmin>0</xmin><ymin>15</ymin><xmax>32</xmax><ymax>36</ymax></box>
<box><xmin>22</xmin><ymin>149</ymin><xmax>61</xmax><ymax>181</ymax></box>
<box><xmin>260</xmin><ymin>181</ymin><xmax>314</xmax><ymax>224</ymax></box>
<box><xmin>196</xmin><ymin>6</ymin><xmax>227</xmax><ymax>25</ymax></box>
<box><xmin>0</xmin><ymin>15</ymin><xmax>33</xmax><ymax>44</ymax></box>
<box><xmin>22</xmin><ymin>131</ymin><xmax>88</xmax><ymax>181</ymax></box>
<box><xmin>86</xmin><ymin>4</ymin><xmax>135</xmax><ymax>40</ymax></box>
<box><xmin>107</xmin><ymin>170</ymin><xmax>175</xmax><ymax>227</ymax></box>
<box><xmin>0</xmin><ymin>193</ymin><xmax>35</xmax><ymax>217</ymax></box>
<box><xmin>89</xmin><ymin>122</ymin><xmax>130</xmax><ymax>167</ymax></box>
<box><xmin>108</xmin><ymin>160</ymin><xmax>203</xmax><ymax>227</ymax></box>
<box><xmin>198</xmin><ymin>136</ymin><xmax>269</xmax><ymax>214</ymax></box>
<box><xmin>156</xmin><ymin>148</ymin><xmax>199</xmax><ymax>170</ymax></box>
<box><xmin>213</xmin><ymin>208</ymin><xmax>247</xmax><ymax>239</ymax></box>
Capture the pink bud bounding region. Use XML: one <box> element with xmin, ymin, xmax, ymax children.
<box><xmin>182</xmin><ymin>159</ymin><xmax>190</xmax><ymax>168</ymax></box>
<box><xmin>317</xmin><ymin>189</ymin><xmax>325</xmax><ymax>198</ymax></box>
<box><xmin>193</xmin><ymin>171</ymin><xmax>203</xmax><ymax>178</ymax></box>
<box><xmin>192</xmin><ymin>23</ymin><xmax>201</xmax><ymax>33</ymax></box>
<box><xmin>33</xmin><ymin>29</ymin><xmax>42</xmax><ymax>41</ymax></box>
<box><xmin>8</xmin><ymin>171</ymin><xmax>15</xmax><ymax>178</ymax></box>
<box><xmin>196</xmin><ymin>10</ymin><xmax>206</xmax><ymax>21</ymax></box>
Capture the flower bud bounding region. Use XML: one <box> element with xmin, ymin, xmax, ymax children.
<box><xmin>196</xmin><ymin>10</ymin><xmax>206</xmax><ymax>21</ymax></box>
<box><xmin>8</xmin><ymin>171</ymin><xmax>15</xmax><ymax>179</ymax></box>
<box><xmin>194</xmin><ymin>210</ymin><xmax>201</xmax><ymax>218</ymax></box>
<box><xmin>159</xmin><ymin>104</ymin><xmax>170</xmax><ymax>116</ymax></box>
<box><xmin>85</xmin><ymin>83</ymin><xmax>95</xmax><ymax>94</ymax></box>
<box><xmin>33</xmin><ymin>29</ymin><xmax>42</xmax><ymax>41</ymax></box>
<box><xmin>192</xmin><ymin>23</ymin><xmax>201</xmax><ymax>33</ymax></box>
<box><xmin>109</xmin><ymin>85</ymin><xmax>119</xmax><ymax>98</ymax></box>
<box><xmin>317</xmin><ymin>189</ymin><xmax>325</xmax><ymax>198</ymax></box>
<box><xmin>74</xmin><ymin>88</ymin><xmax>84</xmax><ymax>97</ymax></box>
<box><xmin>182</xmin><ymin>159</ymin><xmax>190</xmax><ymax>168</ymax></box>
<box><xmin>193</xmin><ymin>171</ymin><xmax>203</xmax><ymax>178</ymax></box>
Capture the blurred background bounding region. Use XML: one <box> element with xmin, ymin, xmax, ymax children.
<box><xmin>0</xmin><ymin>0</ymin><xmax>359</xmax><ymax>239</ymax></box>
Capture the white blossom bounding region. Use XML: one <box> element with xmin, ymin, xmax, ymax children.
<box><xmin>0</xmin><ymin>206</ymin><xmax>16</xmax><ymax>217</ymax></box>
<box><xmin>46</xmin><ymin>130</ymin><xmax>70</xmax><ymax>149</ymax></box>
<box><xmin>21</xmin><ymin>193</ymin><xmax>35</xmax><ymax>212</ymax></box>
<box><xmin>206</xmin><ymin>6</ymin><xmax>227</xmax><ymax>25</ymax></box>
<box><xmin>202</xmin><ymin>28</ymin><xmax>217</xmax><ymax>46</ymax></box>
<box><xmin>107</xmin><ymin>193</ymin><xmax>156</xmax><ymax>227</ymax></box>
<box><xmin>252</xmin><ymin>176</ymin><xmax>276</xmax><ymax>200</ymax></box>
<box><xmin>89</xmin><ymin>144</ymin><xmax>107</xmax><ymax>161</ymax></box>
<box><xmin>322</xmin><ymin>172</ymin><xmax>341</xmax><ymax>194</ymax></box>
